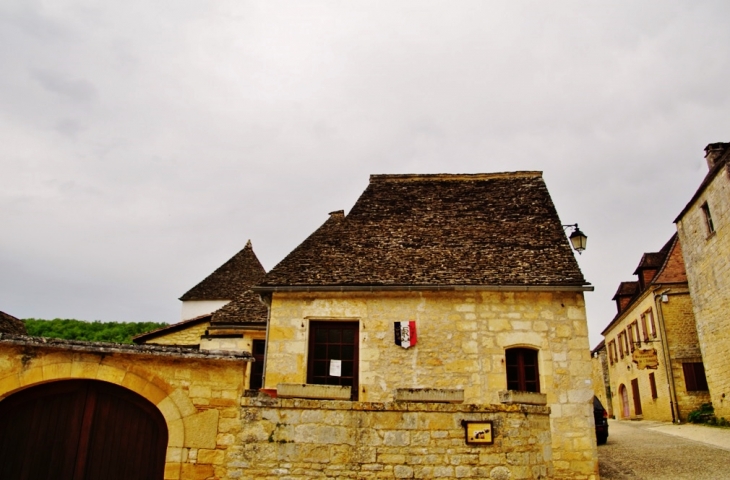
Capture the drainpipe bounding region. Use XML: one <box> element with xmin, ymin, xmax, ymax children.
<box><xmin>654</xmin><ymin>288</ymin><xmax>681</xmax><ymax>423</ymax></box>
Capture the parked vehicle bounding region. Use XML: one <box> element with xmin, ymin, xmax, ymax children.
<box><xmin>594</xmin><ymin>396</ymin><xmax>609</xmax><ymax>445</ymax></box>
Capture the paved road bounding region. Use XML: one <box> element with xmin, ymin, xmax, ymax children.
<box><xmin>598</xmin><ymin>420</ymin><xmax>730</xmax><ymax>479</ymax></box>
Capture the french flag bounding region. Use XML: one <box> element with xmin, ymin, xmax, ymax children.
<box><xmin>394</xmin><ymin>321</ymin><xmax>417</xmax><ymax>349</ymax></box>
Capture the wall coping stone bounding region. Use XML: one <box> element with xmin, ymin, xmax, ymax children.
<box><xmin>394</xmin><ymin>388</ymin><xmax>464</xmax><ymax>403</ymax></box>
<box><xmin>0</xmin><ymin>334</ymin><xmax>252</xmax><ymax>361</ymax></box>
<box><xmin>498</xmin><ymin>390</ymin><xmax>548</xmax><ymax>406</ymax></box>
<box><xmin>277</xmin><ymin>383</ymin><xmax>352</xmax><ymax>400</ymax></box>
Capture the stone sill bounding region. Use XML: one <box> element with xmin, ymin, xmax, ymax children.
<box><xmin>394</xmin><ymin>388</ymin><xmax>464</xmax><ymax>403</ymax></box>
<box><xmin>277</xmin><ymin>383</ymin><xmax>352</xmax><ymax>400</ymax></box>
<box><xmin>498</xmin><ymin>390</ymin><xmax>548</xmax><ymax>406</ymax></box>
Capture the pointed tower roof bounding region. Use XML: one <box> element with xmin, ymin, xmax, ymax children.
<box><xmin>179</xmin><ymin>240</ymin><xmax>266</xmax><ymax>301</ymax></box>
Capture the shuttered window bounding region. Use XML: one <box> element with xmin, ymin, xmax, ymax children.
<box><xmin>683</xmin><ymin>362</ymin><xmax>709</xmax><ymax>392</ymax></box>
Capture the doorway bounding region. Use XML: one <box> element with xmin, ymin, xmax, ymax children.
<box><xmin>619</xmin><ymin>384</ymin><xmax>630</xmax><ymax>418</ymax></box>
<box><xmin>0</xmin><ymin>380</ymin><xmax>168</xmax><ymax>480</ymax></box>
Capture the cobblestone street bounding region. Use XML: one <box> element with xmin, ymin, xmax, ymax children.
<box><xmin>598</xmin><ymin>420</ymin><xmax>730</xmax><ymax>479</ymax></box>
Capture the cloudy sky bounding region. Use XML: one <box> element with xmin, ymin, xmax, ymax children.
<box><xmin>2</xmin><ymin>1</ymin><xmax>729</xmax><ymax>348</ymax></box>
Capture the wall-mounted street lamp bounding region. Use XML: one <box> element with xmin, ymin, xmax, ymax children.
<box><xmin>563</xmin><ymin>224</ymin><xmax>587</xmax><ymax>254</ymax></box>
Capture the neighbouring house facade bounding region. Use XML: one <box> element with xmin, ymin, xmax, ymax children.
<box><xmin>135</xmin><ymin>240</ymin><xmax>268</xmax><ymax>390</ymax></box>
<box><xmin>600</xmin><ymin>234</ymin><xmax>709</xmax><ymax>422</ymax></box>
<box><xmin>254</xmin><ymin>173</ymin><xmax>598</xmax><ymax>479</ymax></box>
<box><xmin>591</xmin><ymin>341</ymin><xmax>613</xmax><ymax>418</ymax></box>
<box><xmin>675</xmin><ymin>142</ymin><xmax>730</xmax><ymax>420</ymax></box>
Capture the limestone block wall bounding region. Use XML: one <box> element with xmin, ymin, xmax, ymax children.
<box><xmin>264</xmin><ymin>290</ymin><xmax>597</xmax><ymax>480</ymax></box>
<box><xmin>0</xmin><ymin>339</ymin><xmax>247</xmax><ymax>480</ymax></box>
<box><xmin>236</xmin><ymin>397</ymin><xmax>552</xmax><ymax>480</ymax></box>
<box><xmin>591</xmin><ymin>347</ymin><xmax>612</xmax><ymax>418</ymax></box>
<box><xmin>143</xmin><ymin>321</ymin><xmax>211</xmax><ymax>346</ymax></box>
<box><xmin>661</xmin><ymin>292</ymin><xmax>711</xmax><ymax>417</ymax></box>
<box><xmin>677</xmin><ymin>167</ymin><xmax>730</xmax><ymax>418</ymax></box>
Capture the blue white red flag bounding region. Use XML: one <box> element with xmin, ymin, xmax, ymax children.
<box><xmin>394</xmin><ymin>321</ymin><xmax>417</xmax><ymax>349</ymax></box>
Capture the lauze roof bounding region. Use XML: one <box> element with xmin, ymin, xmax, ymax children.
<box><xmin>257</xmin><ymin>172</ymin><xmax>589</xmax><ymax>290</ymax></box>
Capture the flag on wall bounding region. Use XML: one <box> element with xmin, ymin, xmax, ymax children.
<box><xmin>394</xmin><ymin>321</ymin><xmax>417</xmax><ymax>349</ymax></box>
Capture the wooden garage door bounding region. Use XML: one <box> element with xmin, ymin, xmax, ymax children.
<box><xmin>0</xmin><ymin>380</ymin><xmax>168</xmax><ymax>480</ymax></box>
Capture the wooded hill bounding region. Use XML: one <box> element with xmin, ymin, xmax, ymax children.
<box><xmin>23</xmin><ymin>319</ymin><xmax>168</xmax><ymax>344</ymax></box>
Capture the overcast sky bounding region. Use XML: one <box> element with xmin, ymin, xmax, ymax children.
<box><xmin>2</xmin><ymin>1</ymin><xmax>729</xmax><ymax>348</ymax></box>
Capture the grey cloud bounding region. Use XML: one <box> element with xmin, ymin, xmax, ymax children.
<box><xmin>31</xmin><ymin>69</ymin><xmax>97</xmax><ymax>103</ymax></box>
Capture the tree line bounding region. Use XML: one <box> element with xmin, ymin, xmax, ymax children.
<box><xmin>23</xmin><ymin>318</ymin><xmax>168</xmax><ymax>344</ymax></box>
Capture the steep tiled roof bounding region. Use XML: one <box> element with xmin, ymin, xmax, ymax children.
<box><xmin>180</xmin><ymin>240</ymin><xmax>266</xmax><ymax>301</ymax></box>
<box><xmin>132</xmin><ymin>314</ymin><xmax>211</xmax><ymax>344</ymax></box>
<box><xmin>632</xmin><ymin>236</ymin><xmax>674</xmax><ymax>275</ymax></box>
<box><xmin>0</xmin><ymin>311</ymin><xmax>26</xmax><ymax>335</ymax></box>
<box><xmin>210</xmin><ymin>289</ymin><xmax>268</xmax><ymax>325</ymax></box>
<box><xmin>258</xmin><ymin>173</ymin><xmax>589</xmax><ymax>289</ymax></box>
<box><xmin>611</xmin><ymin>282</ymin><xmax>639</xmax><ymax>301</ymax></box>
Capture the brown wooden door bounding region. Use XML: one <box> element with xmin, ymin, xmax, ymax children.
<box><xmin>307</xmin><ymin>321</ymin><xmax>359</xmax><ymax>400</ymax></box>
<box><xmin>619</xmin><ymin>384</ymin><xmax>630</xmax><ymax>418</ymax></box>
<box><xmin>631</xmin><ymin>378</ymin><xmax>643</xmax><ymax>416</ymax></box>
<box><xmin>0</xmin><ymin>380</ymin><xmax>168</xmax><ymax>480</ymax></box>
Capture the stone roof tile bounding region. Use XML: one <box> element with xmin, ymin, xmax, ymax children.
<box><xmin>180</xmin><ymin>240</ymin><xmax>266</xmax><ymax>301</ymax></box>
<box><xmin>258</xmin><ymin>172</ymin><xmax>588</xmax><ymax>288</ymax></box>
<box><xmin>0</xmin><ymin>311</ymin><xmax>27</xmax><ymax>335</ymax></box>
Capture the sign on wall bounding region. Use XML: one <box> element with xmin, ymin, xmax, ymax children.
<box><xmin>632</xmin><ymin>348</ymin><xmax>659</xmax><ymax>370</ymax></box>
<box><xmin>394</xmin><ymin>321</ymin><xmax>417</xmax><ymax>349</ymax></box>
<box><xmin>462</xmin><ymin>420</ymin><xmax>494</xmax><ymax>445</ymax></box>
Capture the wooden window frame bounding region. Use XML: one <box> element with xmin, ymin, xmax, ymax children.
<box><xmin>682</xmin><ymin>362</ymin><xmax>709</xmax><ymax>392</ymax></box>
<box><xmin>701</xmin><ymin>202</ymin><xmax>715</xmax><ymax>235</ymax></box>
<box><xmin>644</xmin><ymin>309</ymin><xmax>657</xmax><ymax>338</ymax></box>
<box><xmin>307</xmin><ymin>321</ymin><xmax>360</xmax><ymax>400</ymax></box>
<box><xmin>649</xmin><ymin>372</ymin><xmax>658</xmax><ymax>399</ymax></box>
<box><xmin>608</xmin><ymin>340</ymin><xmax>617</xmax><ymax>365</ymax></box>
<box><xmin>505</xmin><ymin>348</ymin><xmax>540</xmax><ymax>393</ymax></box>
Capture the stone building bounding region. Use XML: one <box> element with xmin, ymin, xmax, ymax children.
<box><xmin>590</xmin><ymin>341</ymin><xmax>612</xmax><ymax>418</ymax></box>
<box><xmin>254</xmin><ymin>172</ymin><xmax>598</xmax><ymax>479</ymax></box>
<box><xmin>600</xmin><ymin>234</ymin><xmax>709</xmax><ymax>422</ymax></box>
<box><xmin>675</xmin><ymin>142</ymin><xmax>730</xmax><ymax>419</ymax></box>
<box><xmin>134</xmin><ymin>240</ymin><xmax>268</xmax><ymax>390</ymax></box>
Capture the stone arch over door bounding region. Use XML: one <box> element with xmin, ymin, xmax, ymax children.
<box><xmin>619</xmin><ymin>384</ymin><xmax>630</xmax><ymax>418</ymax></box>
<box><xmin>0</xmin><ymin>379</ymin><xmax>168</xmax><ymax>479</ymax></box>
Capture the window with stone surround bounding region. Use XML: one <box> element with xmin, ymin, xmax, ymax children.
<box><xmin>307</xmin><ymin>321</ymin><xmax>359</xmax><ymax>400</ymax></box>
<box><xmin>608</xmin><ymin>340</ymin><xmax>618</xmax><ymax>365</ymax></box>
<box><xmin>682</xmin><ymin>362</ymin><xmax>709</xmax><ymax>392</ymax></box>
<box><xmin>629</xmin><ymin>321</ymin><xmax>640</xmax><ymax>351</ymax></box>
<box><xmin>701</xmin><ymin>202</ymin><xmax>715</xmax><ymax>235</ymax></box>
<box><xmin>505</xmin><ymin>348</ymin><xmax>540</xmax><ymax>393</ymax></box>
<box><xmin>649</xmin><ymin>372</ymin><xmax>658</xmax><ymax>399</ymax></box>
<box><xmin>642</xmin><ymin>309</ymin><xmax>657</xmax><ymax>339</ymax></box>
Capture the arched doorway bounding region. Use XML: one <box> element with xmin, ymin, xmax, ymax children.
<box><xmin>0</xmin><ymin>379</ymin><xmax>168</xmax><ymax>480</ymax></box>
<box><xmin>619</xmin><ymin>384</ymin><xmax>630</xmax><ymax>418</ymax></box>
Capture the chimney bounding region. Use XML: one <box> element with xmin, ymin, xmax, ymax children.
<box><xmin>328</xmin><ymin>210</ymin><xmax>345</xmax><ymax>219</ymax></box>
<box><xmin>704</xmin><ymin>142</ymin><xmax>729</xmax><ymax>169</ymax></box>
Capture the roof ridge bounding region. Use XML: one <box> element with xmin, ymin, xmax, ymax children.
<box><xmin>369</xmin><ymin>172</ymin><xmax>543</xmax><ymax>183</ymax></box>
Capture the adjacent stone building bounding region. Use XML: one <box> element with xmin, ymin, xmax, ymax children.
<box><xmin>135</xmin><ymin>240</ymin><xmax>268</xmax><ymax>390</ymax></box>
<box><xmin>599</xmin><ymin>234</ymin><xmax>709</xmax><ymax>422</ymax></box>
<box><xmin>675</xmin><ymin>142</ymin><xmax>730</xmax><ymax>419</ymax></box>
<box><xmin>255</xmin><ymin>172</ymin><xmax>598</xmax><ymax>479</ymax></box>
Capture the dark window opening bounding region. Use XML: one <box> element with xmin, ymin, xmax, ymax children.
<box><xmin>307</xmin><ymin>321</ymin><xmax>359</xmax><ymax>400</ymax></box>
<box><xmin>683</xmin><ymin>362</ymin><xmax>709</xmax><ymax>392</ymax></box>
<box><xmin>701</xmin><ymin>202</ymin><xmax>715</xmax><ymax>235</ymax></box>
<box><xmin>506</xmin><ymin>348</ymin><xmax>540</xmax><ymax>393</ymax></box>
<box><xmin>249</xmin><ymin>339</ymin><xmax>266</xmax><ymax>391</ymax></box>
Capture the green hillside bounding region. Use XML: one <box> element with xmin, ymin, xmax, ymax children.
<box><xmin>23</xmin><ymin>318</ymin><xmax>168</xmax><ymax>344</ymax></box>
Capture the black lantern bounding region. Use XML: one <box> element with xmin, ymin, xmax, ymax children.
<box><xmin>564</xmin><ymin>224</ymin><xmax>587</xmax><ymax>254</ymax></box>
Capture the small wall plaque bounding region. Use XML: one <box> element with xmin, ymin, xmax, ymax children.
<box><xmin>462</xmin><ymin>420</ymin><xmax>494</xmax><ymax>445</ymax></box>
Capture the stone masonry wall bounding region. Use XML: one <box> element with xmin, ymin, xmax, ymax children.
<box><xmin>661</xmin><ymin>291</ymin><xmax>711</xmax><ymax>418</ymax></box>
<box><xmin>145</xmin><ymin>321</ymin><xmax>211</xmax><ymax>346</ymax></box>
<box><xmin>677</xmin><ymin>166</ymin><xmax>730</xmax><ymax>418</ymax></box>
<box><xmin>264</xmin><ymin>290</ymin><xmax>597</xmax><ymax>480</ymax></box>
<box><xmin>235</xmin><ymin>397</ymin><xmax>552</xmax><ymax>480</ymax></box>
<box><xmin>0</xmin><ymin>340</ymin><xmax>247</xmax><ymax>480</ymax></box>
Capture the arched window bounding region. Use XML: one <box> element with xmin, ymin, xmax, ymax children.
<box><xmin>506</xmin><ymin>348</ymin><xmax>540</xmax><ymax>392</ymax></box>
